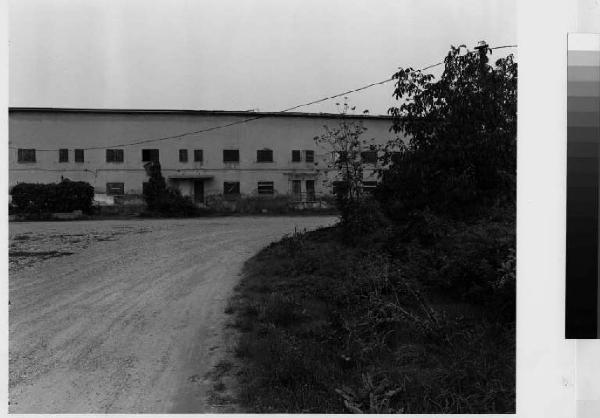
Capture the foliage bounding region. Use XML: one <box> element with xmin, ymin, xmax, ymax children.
<box><xmin>340</xmin><ymin>197</ymin><xmax>389</xmax><ymax>245</ymax></box>
<box><xmin>314</xmin><ymin>101</ymin><xmax>376</xmax><ymax>228</ymax></box>
<box><xmin>388</xmin><ymin>206</ymin><xmax>516</xmax><ymax>322</ymax></box>
<box><xmin>226</xmin><ymin>226</ymin><xmax>515</xmax><ymax>413</ymax></box>
<box><xmin>11</xmin><ymin>179</ymin><xmax>94</xmax><ymax>214</ymax></box>
<box><xmin>220</xmin><ymin>43</ymin><xmax>516</xmax><ymax>415</ymax></box>
<box><xmin>142</xmin><ymin>162</ymin><xmax>202</xmax><ymax>217</ymax></box>
<box><xmin>377</xmin><ymin>43</ymin><xmax>517</xmax><ymax>220</ymax></box>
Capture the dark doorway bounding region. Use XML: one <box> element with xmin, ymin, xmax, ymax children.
<box><xmin>194</xmin><ymin>180</ymin><xmax>204</xmax><ymax>203</ymax></box>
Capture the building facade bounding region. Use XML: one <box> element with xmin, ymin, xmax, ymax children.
<box><xmin>8</xmin><ymin>108</ymin><xmax>396</xmax><ymax>205</ymax></box>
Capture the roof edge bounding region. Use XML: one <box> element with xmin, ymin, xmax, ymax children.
<box><xmin>8</xmin><ymin>107</ymin><xmax>392</xmax><ymax>120</ymax></box>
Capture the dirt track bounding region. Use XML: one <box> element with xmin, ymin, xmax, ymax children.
<box><xmin>9</xmin><ymin>216</ymin><xmax>336</xmax><ymax>413</ymax></box>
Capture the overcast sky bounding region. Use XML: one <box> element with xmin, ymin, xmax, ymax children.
<box><xmin>9</xmin><ymin>0</ymin><xmax>516</xmax><ymax>115</ymax></box>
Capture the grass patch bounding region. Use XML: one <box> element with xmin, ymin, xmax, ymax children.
<box><xmin>227</xmin><ymin>223</ymin><xmax>514</xmax><ymax>413</ymax></box>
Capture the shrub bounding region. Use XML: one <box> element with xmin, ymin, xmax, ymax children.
<box><xmin>205</xmin><ymin>194</ymin><xmax>295</xmax><ymax>214</ymax></box>
<box><xmin>228</xmin><ymin>226</ymin><xmax>515</xmax><ymax>413</ymax></box>
<box><xmin>11</xmin><ymin>179</ymin><xmax>94</xmax><ymax>214</ymax></box>
<box><xmin>142</xmin><ymin>162</ymin><xmax>203</xmax><ymax>217</ymax></box>
<box><xmin>339</xmin><ymin>197</ymin><xmax>389</xmax><ymax>245</ymax></box>
<box><xmin>377</xmin><ymin>43</ymin><xmax>516</xmax><ymax>222</ymax></box>
<box><xmin>388</xmin><ymin>208</ymin><xmax>515</xmax><ymax>321</ymax></box>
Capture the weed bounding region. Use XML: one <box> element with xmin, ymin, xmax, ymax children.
<box><xmin>227</xmin><ymin>224</ymin><xmax>514</xmax><ymax>413</ymax></box>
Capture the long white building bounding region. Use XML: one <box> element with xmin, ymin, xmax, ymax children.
<box><xmin>9</xmin><ymin>108</ymin><xmax>395</xmax><ymax>204</ymax></box>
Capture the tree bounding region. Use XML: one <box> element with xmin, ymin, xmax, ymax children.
<box><xmin>142</xmin><ymin>161</ymin><xmax>200</xmax><ymax>216</ymax></box>
<box><xmin>143</xmin><ymin>161</ymin><xmax>168</xmax><ymax>212</ymax></box>
<box><xmin>377</xmin><ymin>43</ymin><xmax>517</xmax><ymax>220</ymax></box>
<box><xmin>314</xmin><ymin>101</ymin><xmax>375</xmax><ymax>225</ymax></box>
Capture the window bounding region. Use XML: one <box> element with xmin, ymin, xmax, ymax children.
<box><xmin>361</xmin><ymin>151</ymin><xmax>378</xmax><ymax>164</ymax></box>
<box><xmin>257</xmin><ymin>181</ymin><xmax>274</xmax><ymax>195</ymax></box>
<box><xmin>142</xmin><ymin>182</ymin><xmax>150</xmax><ymax>195</ymax></box>
<box><xmin>257</xmin><ymin>149</ymin><xmax>273</xmax><ymax>162</ymax></box>
<box><xmin>59</xmin><ymin>148</ymin><xmax>69</xmax><ymax>163</ymax></box>
<box><xmin>106</xmin><ymin>149</ymin><xmax>124</xmax><ymax>162</ymax></box>
<box><xmin>194</xmin><ymin>149</ymin><xmax>203</xmax><ymax>162</ymax></box>
<box><xmin>75</xmin><ymin>149</ymin><xmax>84</xmax><ymax>163</ymax></box>
<box><xmin>305</xmin><ymin>150</ymin><xmax>315</xmax><ymax>163</ymax></box>
<box><xmin>391</xmin><ymin>151</ymin><xmax>402</xmax><ymax>164</ymax></box>
<box><xmin>292</xmin><ymin>150</ymin><xmax>314</xmax><ymax>163</ymax></box>
<box><xmin>223</xmin><ymin>149</ymin><xmax>239</xmax><ymax>163</ymax></box>
<box><xmin>17</xmin><ymin>149</ymin><xmax>36</xmax><ymax>163</ymax></box>
<box><xmin>179</xmin><ymin>149</ymin><xmax>188</xmax><ymax>162</ymax></box>
<box><xmin>142</xmin><ymin>149</ymin><xmax>159</xmax><ymax>162</ymax></box>
<box><xmin>292</xmin><ymin>180</ymin><xmax>302</xmax><ymax>196</ymax></box>
<box><xmin>363</xmin><ymin>181</ymin><xmax>378</xmax><ymax>194</ymax></box>
<box><xmin>106</xmin><ymin>182</ymin><xmax>125</xmax><ymax>195</ymax></box>
<box><xmin>306</xmin><ymin>180</ymin><xmax>316</xmax><ymax>201</ymax></box>
<box><xmin>223</xmin><ymin>182</ymin><xmax>240</xmax><ymax>198</ymax></box>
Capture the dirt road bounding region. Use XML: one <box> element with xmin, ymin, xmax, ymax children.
<box><xmin>9</xmin><ymin>216</ymin><xmax>336</xmax><ymax>413</ymax></box>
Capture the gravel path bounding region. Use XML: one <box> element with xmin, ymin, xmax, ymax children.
<box><xmin>9</xmin><ymin>216</ymin><xmax>336</xmax><ymax>413</ymax></box>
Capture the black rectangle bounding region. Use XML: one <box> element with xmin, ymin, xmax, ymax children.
<box><xmin>257</xmin><ymin>149</ymin><xmax>273</xmax><ymax>162</ymax></box>
<box><xmin>59</xmin><ymin>148</ymin><xmax>68</xmax><ymax>163</ymax></box>
<box><xmin>17</xmin><ymin>148</ymin><xmax>36</xmax><ymax>163</ymax></box>
<box><xmin>223</xmin><ymin>149</ymin><xmax>239</xmax><ymax>163</ymax></box>
<box><xmin>74</xmin><ymin>149</ymin><xmax>84</xmax><ymax>163</ymax></box>
<box><xmin>106</xmin><ymin>149</ymin><xmax>124</xmax><ymax>162</ymax></box>
<box><xmin>142</xmin><ymin>149</ymin><xmax>160</xmax><ymax>162</ymax></box>
<box><xmin>106</xmin><ymin>182</ymin><xmax>125</xmax><ymax>195</ymax></box>
<box><xmin>179</xmin><ymin>149</ymin><xmax>188</xmax><ymax>162</ymax></box>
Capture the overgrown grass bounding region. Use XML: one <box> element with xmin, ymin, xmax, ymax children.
<box><xmin>225</xmin><ymin>215</ymin><xmax>515</xmax><ymax>413</ymax></box>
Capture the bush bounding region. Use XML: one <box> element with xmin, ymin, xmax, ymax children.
<box><xmin>389</xmin><ymin>208</ymin><xmax>516</xmax><ymax>321</ymax></box>
<box><xmin>205</xmin><ymin>194</ymin><xmax>298</xmax><ymax>214</ymax></box>
<box><xmin>149</xmin><ymin>188</ymin><xmax>204</xmax><ymax>217</ymax></box>
<box><xmin>339</xmin><ymin>197</ymin><xmax>389</xmax><ymax>245</ymax></box>
<box><xmin>142</xmin><ymin>162</ymin><xmax>204</xmax><ymax>217</ymax></box>
<box><xmin>11</xmin><ymin>179</ymin><xmax>94</xmax><ymax>214</ymax></box>
<box><xmin>227</xmin><ymin>226</ymin><xmax>515</xmax><ymax>413</ymax></box>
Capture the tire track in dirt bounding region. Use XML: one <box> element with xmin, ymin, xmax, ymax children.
<box><xmin>9</xmin><ymin>216</ymin><xmax>336</xmax><ymax>413</ymax></box>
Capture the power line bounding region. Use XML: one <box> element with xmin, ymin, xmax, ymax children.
<box><xmin>9</xmin><ymin>44</ymin><xmax>517</xmax><ymax>152</ymax></box>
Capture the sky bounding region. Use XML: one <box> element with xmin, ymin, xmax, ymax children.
<box><xmin>9</xmin><ymin>0</ymin><xmax>517</xmax><ymax>115</ymax></box>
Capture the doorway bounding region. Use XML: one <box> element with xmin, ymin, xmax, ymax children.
<box><xmin>194</xmin><ymin>180</ymin><xmax>204</xmax><ymax>203</ymax></box>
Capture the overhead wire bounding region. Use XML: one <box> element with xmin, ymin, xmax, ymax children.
<box><xmin>9</xmin><ymin>44</ymin><xmax>517</xmax><ymax>152</ymax></box>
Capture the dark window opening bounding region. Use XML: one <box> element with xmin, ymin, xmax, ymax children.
<box><xmin>106</xmin><ymin>182</ymin><xmax>125</xmax><ymax>195</ymax></box>
<box><xmin>142</xmin><ymin>149</ymin><xmax>160</xmax><ymax>162</ymax></box>
<box><xmin>194</xmin><ymin>149</ymin><xmax>203</xmax><ymax>162</ymax></box>
<box><xmin>305</xmin><ymin>150</ymin><xmax>315</xmax><ymax>163</ymax></box>
<box><xmin>361</xmin><ymin>151</ymin><xmax>377</xmax><ymax>164</ymax></box>
<box><xmin>224</xmin><ymin>182</ymin><xmax>241</xmax><ymax>198</ymax></box>
<box><xmin>142</xmin><ymin>182</ymin><xmax>150</xmax><ymax>195</ymax></box>
<box><xmin>179</xmin><ymin>149</ymin><xmax>188</xmax><ymax>162</ymax></box>
<box><xmin>391</xmin><ymin>151</ymin><xmax>402</xmax><ymax>164</ymax></box>
<box><xmin>17</xmin><ymin>149</ymin><xmax>36</xmax><ymax>163</ymax></box>
<box><xmin>306</xmin><ymin>180</ymin><xmax>316</xmax><ymax>201</ymax></box>
<box><xmin>257</xmin><ymin>149</ymin><xmax>273</xmax><ymax>162</ymax></box>
<box><xmin>257</xmin><ymin>181</ymin><xmax>274</xmax><ymax>195</ymax></box>
<box><xmin>75</xmin><ymin>149</ymin><xmax>84</xmax><ymax>163</ymax></box>
<box><xmin>363</xmin><ymin>181</ymin><xmax>378</xmax><ymax>193</ymax></box>
<box><xmin>59</xmin><ymin>148</ymin><xmax>69</xmax><ymax>163</ymax></box>
<box><xmin>106</xmin><ymin>149</ymin><xmax>124</xmax><ymax>162</ymax></box>
<box><xmin>223</xmin><ymin>149</ymin><xmax>239</xmax><ymax>163</ymax></box>
<box><xmin>292</xmin><ymin>150</ymin><xmax>301</xmax><ymax>162</ymax></box>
